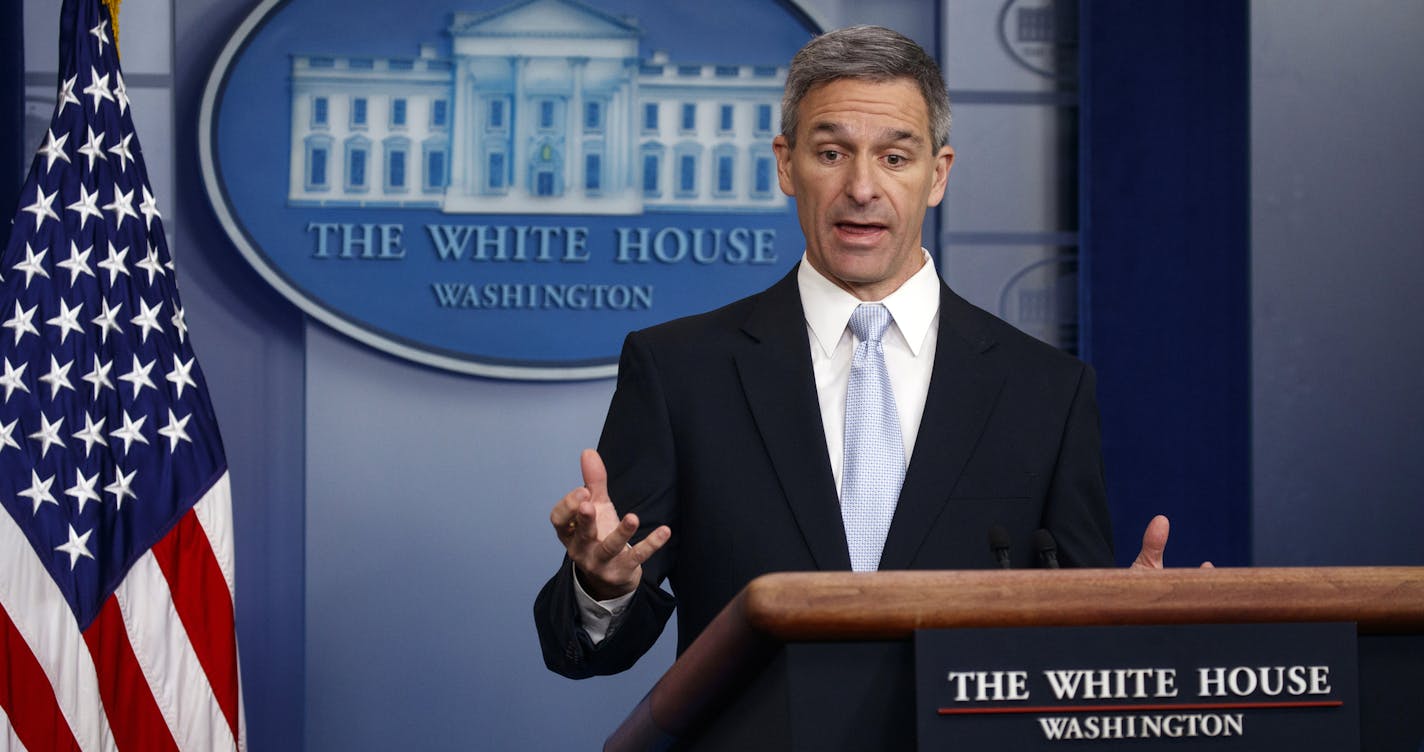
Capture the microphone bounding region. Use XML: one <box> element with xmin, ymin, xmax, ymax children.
<box><xmin>988</xmin><ymin>525</ymin><xmax>1012</xmax><ymax>569</ymax></box>
<box><xmin>1033</xmin><ymin>528</ymin><xmax>1061</xmax><ymax>569</ymax></box>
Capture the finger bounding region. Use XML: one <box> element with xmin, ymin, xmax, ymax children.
<box><xmin>626</xmin><ymin>525</ymin><xmax>672</xmax><ymax>566</ymax></box>
<box><xmin>580</xmin><ymin>449</ymin><xmax>609</xmax><ymax>503</ymax></box>
<box><xmin>550</xmin><ymin>487</ymin><xmax>589</xmax><ymax>536</ymax></box>
<box><xmin>574</xmin><ymin>498</ymin><xmax>603</xmax><ymax>543</ymax></box>
<box><xmin>1132</xmin><ymin>514</ymin><xmax>1170</xmax><ymax>569</ymax></box>
<box><xmin>595</xmin><ymin>512</ymin><xmax>641</xmax><ymax>558</ymax></box>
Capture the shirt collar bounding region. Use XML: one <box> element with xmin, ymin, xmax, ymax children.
<box><xmin>798</xmin><ymin>250</ymin><xmax>941</xmax><ymax>358</ymax></box>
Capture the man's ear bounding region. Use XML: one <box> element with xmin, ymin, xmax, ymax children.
<box><xmin>772</xmin><ymin>134</ymin><xmax>796</xmax><ymax>197</ymax></box>
<box><xmin>927</xmin><ymin>145</ymin><xmax>954</xmax><ymax>207</ymax></box>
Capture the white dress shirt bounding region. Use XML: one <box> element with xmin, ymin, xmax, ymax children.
<box><xmin>576</xmin><ymin>252</ymin><xmax>943</xmax><ymax>643</ymax></box>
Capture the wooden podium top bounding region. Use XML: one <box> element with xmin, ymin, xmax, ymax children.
<box><xmin>607</xmin><ymin>567</ymin><xmax>1424</xmax><ymax>751</ymax></box>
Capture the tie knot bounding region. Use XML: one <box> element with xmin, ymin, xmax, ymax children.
<box><xmin>849</xmin><ymin>303</ymin><xmax>892</xmax><ymax>344</ymax></box>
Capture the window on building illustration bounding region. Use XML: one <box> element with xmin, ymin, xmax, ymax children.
<box><xmin>642</xmin><ymin>151</ymin><xmax>661</xmax><ymax>197</ymax></box>
<box><xmin>643</xmin><ymin>103</ymin><xmax>659</xmax><ymax>132</ymax></box>
<box><xmin>424</xmin><ymin>149</ymin><xmax>447</xmax><ymax>192</ymax></box>
<box><xmin>488</xmin><ymin>99</ymin><xmax>505</xmax><ymax>130</ymax></box>
<box><xmin>678</xmin><ymin>154</ymin><xmax>697</xmax><ymax>196</ymax></box>
<box><xmin>345</xmin><ymin>138</ymin><xmax>370</xmax><ymax>191</ymax></box>
<box><xmin>716</xmin><ymin>154</ymin><xmax>734</xmax><ymax>195</ymax></box>
<box><xmin>351</xmin><ymin>97</ymin><xmax>368</xmax><ymax>127</ymax></box>
<box><xmin>487</xmin><ymin>152</ymin><xmax>506</xmax><ymax>191</ymax></box>
<box><xmin>309</xmin><ymin>148</ymin><xmax>327</xmax><ymax>187</ymax></box>
<box><xmin>304</xmin><ymin>135</ymin><xmax>332</xmax><ymax>191</ymax></box>
<box><xmin>756</xmin><ymin>104</ymin><xmax>773</xmax><ymax>134</ymax></box>
<box><xmin>585</xmin><ymin>101</ymin><xmax>603</xmax><ymax>132</ymax></box>
<box><xmin>387</xmin><ymin>150</ymin><xmax>407</xmax><ymax>191</ymax></box>
<box><xmin>431</xmin><ymin>99</ymin><xmax>448</xmax><ymax>129</ymax></box>
<box><xmin>539</xmin><ymin>100</ymin><xmax>556</xmax><ymax>130</ymax></box>
<box><xmin>719</xmin><ymin>105</ymin><xmax>734</xmax><ymax>134</ymax></box>
<box><xmin>681</xmin><ymin>103</ymin><xmax>696</xmax><ymax>132</ymax></box>
<box><xmin>391</xmin><ymin>98</ymin><xmax>407</xmax><ymax>127</ymax></box>
<box><xmin>384</xmin><ymin>138</ymin><xmax>409</xmax><ymax>192</ymax></box>
<box><xmin>312</xmin><ymin>97</ymin><xmax>328</xmax><ymax>127</ymax></box>
<box><xmin>753</xmin><ymin>156</ymin><xmax>774</xmax><ymax>197</ymax></box>
<box><xmin>585</xmin><ymin>153</ymin><xmax>602</xmax><ymax>193</ymax></box>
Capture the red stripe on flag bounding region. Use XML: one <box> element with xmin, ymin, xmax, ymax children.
<box><xmin>84</xmin><ymin>597</ymin><xmax>180</xmax><ymax>752</ymax></box>
<box><xmin>151</xmin><ymin>509</ymin><xmax>242</xmax><ymax>739</ymax></box>
<box><xmin>0</xmin><ymin>601</ymin><xmax>83</xmax><ymax>751</ymax></box>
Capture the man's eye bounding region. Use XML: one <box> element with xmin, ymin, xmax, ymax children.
<box><xmin>885</xmin><ymin>154</ymin><xmax>906</xmax><ymax>166</ymax></box>
<box><xmin>819</xmin><ymin>150</ymin><xmax>842</xmax><ymax>162</ymax></box>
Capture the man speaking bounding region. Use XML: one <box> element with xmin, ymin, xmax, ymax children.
<box><xmin>535</xmin><ymin>25</ymin><xmax>1170</xmax><ymax>679</ymax></box>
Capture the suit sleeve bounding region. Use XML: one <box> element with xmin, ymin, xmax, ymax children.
<box><xmin>533</xmin><ymin>332</ymin><xmax>679</xmax><ymax>678</ymax></box>
<box><xmin>1042</xmin><ymin>363</ymin><xmax>1116</xmax><ymax>567</ymax></box>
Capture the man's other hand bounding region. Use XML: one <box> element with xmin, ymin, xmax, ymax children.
<box><xmin>1131</xmin><ymin>514</ymin><xmax>1214</xmax><ymax>569</ymax></box>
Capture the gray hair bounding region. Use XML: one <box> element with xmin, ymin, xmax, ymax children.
<box><xmin>781</xmin><ymin>25</ymin><xmax>952</xmax><ymax>150</ymax></box>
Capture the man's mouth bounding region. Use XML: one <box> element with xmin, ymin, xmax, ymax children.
<box><xmin>834</xmin><ymin>221</ymin><xmax>888</xmax><ymax>239</ymax></box>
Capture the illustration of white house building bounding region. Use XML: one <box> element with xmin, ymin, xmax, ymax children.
<box><xmin>287</xmin><ymin>0</ymin><xmax>788</xmax><ymax>215</ymax></box>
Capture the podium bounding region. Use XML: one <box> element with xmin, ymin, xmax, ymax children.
<box><xmin>606</xmin><ymin>567</ymin><xmax>1424</xmax><ymax>751</ymax></box>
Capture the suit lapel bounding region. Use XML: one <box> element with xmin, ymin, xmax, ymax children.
<box><xmin>734</xmin><ymin>269</ymin><xmax>852</xmax><ymax>571</ymax></box>
<box><xmin>878</xmin><ymin>284</ymin><xmax>1004</xmax><ymax>570</ymax></box>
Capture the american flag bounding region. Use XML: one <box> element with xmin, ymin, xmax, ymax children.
<box><xmin>0</xmin><ymin>0</ymin><xmax>244</xmax><ymax>749</ymax></box>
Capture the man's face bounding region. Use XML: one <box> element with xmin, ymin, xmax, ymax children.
<box><xmin>773</xmin><ymin>77</ymin><xmax>954</xmax><ymax>301</ymax></box>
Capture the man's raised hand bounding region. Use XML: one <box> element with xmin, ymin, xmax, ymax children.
<box><xmin>550</xmin><ymin>449</ymin><xmax>671</xmax><ymax>600</ymax></box>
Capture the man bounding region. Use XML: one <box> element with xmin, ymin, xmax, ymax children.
<box><xmin>535</xmin><ymin>25</ymin><xmax>1175</xmax><ymax>679</ymax></box>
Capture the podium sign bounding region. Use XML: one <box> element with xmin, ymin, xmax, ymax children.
<box><xmin>915</xmin><ymin>623</ymin><xmax>1359</xmax><ymax>750</ymax></box>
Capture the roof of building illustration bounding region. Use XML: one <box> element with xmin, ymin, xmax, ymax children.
<box><xmin>449</xmin><ymin>0</ymin><xmax>641</xmax><ymax>39</ymax></box>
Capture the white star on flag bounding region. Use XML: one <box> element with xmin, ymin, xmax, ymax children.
<box><xmin>0</xmin><ymin>358</ymin><xmax>30</xmax><ymax>402</ymax></box>
<box><xmin>67</xmin><ymin>182</ymin><xmax>104</xmax><ymax>229</ymax></box>
<box><xmin>118</xmin><ymin>353</ymin><xmax>157</xmax><ymax>396</ymax></box>
<box><xmin>47</xmin><ymin>298</ymin><xmax>87</xmax><ymax>344</ymax></box>
<box><xmin>19</xmin><ymin>470</ymin><xmax>59</xmax><ymax>515</ymax></box>
<box><xmin>97</xmin><ymin>241</ymin><xmax>130</xmax><ymax>284</ymax></box>
<box><xmin>82</xmin><ymin>353</ymin><xmax>114</xmax><ymax>398</ymax></box>
<box><xmin>77</xmin><ymin>125</ymin><xmax>106</xmax><ymax>169</ymax></box>
<box><xmin>38</xmin><ymin>128</ymin><xmax>71</xmax><ymax>172</ymax></box>
<box><xmin>12</xmin><ymin>243</ymin><xmax>51</xmax><ymax>287</ymax></box>
<box><xmin>28</xmin><ymin>413</ymin><xmax>67</xmax><ymax>459</ymax></box>
<box><xmin>108</xmin><ymin>131</ymin><xmax>135</xmax><ymax>170</ymax></box>
<box><xmin>0</xmin><ymin>417</ymin><xmax>20</xmax><ymax>454</ymax></box>
<box><xmin>55</xmin><ymin>525</ymin><xmax>96</xmax><ymax>570</ymax></box>
<box><xmin>22</xmin><ymin>185</ymin><xmax>60</xmax><ymax>229</ymax></box>
<box><xmin>66</xmin><ymin>469</ymin><xmax>103</xmax><ymax>515</ymax></box>
<box><xmin>72</xmin><ymin>413</ymin><xmax>108</xmax><ymax>456</ymax></box>
<box><xmin>110</xmin><ymin>410</ymin><xmax>150</xmax><ymax>456</ymax></box>
<box><xmin>104</xmin><ymin>467</ymin><xmax>138</xmax><ymax>510</ymax></box>
<box><xmin>39</xmin><ymin>356</ymin><xmax>76</xmax><ymax>398</ymax></box>
<box><xmin>83</xmin><ymin>66</ymin><xmax>113</xmax><ymax>110</ymax></box>
<box><xmin>4</xmin><ymin>301</ymin><xmax>39</xmax><ymax>343</ymax></box>
<box><xmin>91</xmin><ymin>297</ymin><xmax>123</xmax><ymax>343</ymax></box>
<box><xmin>158</xmin><ymin>409</ymin><xmax>193</xmax><ymax>451</ymax></box>
<box><xmin>103</xmin><ymin>185</ymin><xmax>139</xmax><ymax>228</ymax></box>
<box><xmin>57</xmin><ymin>241</ymin><xmax>97</xmax><ymax>282</ymax></box>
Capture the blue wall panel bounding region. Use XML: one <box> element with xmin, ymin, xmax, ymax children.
<box><xmin>1080</xmin><ymin>0</ymin><xmax>1252</xmax><ymax>566</ymax></box>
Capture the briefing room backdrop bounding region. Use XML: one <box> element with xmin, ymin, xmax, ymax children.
<box><xmin>11</xmin><ymin>0</ymin><xmax>1424</xmax><ymax>749</ymax></box>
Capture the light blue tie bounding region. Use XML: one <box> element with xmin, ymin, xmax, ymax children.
<box><xmin>841</xmin><ymin>303</ymin><xmax>906</xmax><ymax>572</ymax></box>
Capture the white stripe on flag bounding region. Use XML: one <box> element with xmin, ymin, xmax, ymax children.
<box><xmin>192</xmin><ymin>475</ymin><xmax>237</xmax><ymax>601</ymax></box>
<box><xmin>0</xmin><ymin>508</ymin><xmax>115</xmax><ymax>752</ymax></box>
<box><xmin>115</xmin><ymin>552</ymin><xmax>237</xmax><ymax>752</ymax></box>
<box><xmin>192</xmin><ymin>475</ymin><xmax>248</xmax><ymax>752</ymax></box>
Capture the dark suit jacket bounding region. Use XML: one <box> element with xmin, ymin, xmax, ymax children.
<box><xmin>535</xmin><ymin>266</ymin><xmax>1114</xmax><ymax>678</ymax></box>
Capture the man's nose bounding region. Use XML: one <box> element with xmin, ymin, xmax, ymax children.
<box><xmin>843</xmin><ymin>157</ymin><xmax>880</xmax><ymax>205</ymax></box>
